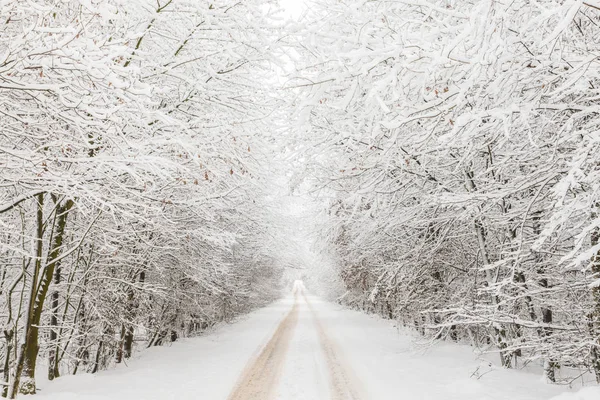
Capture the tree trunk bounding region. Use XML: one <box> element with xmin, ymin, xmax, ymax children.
<box><xmin>120</xmin><ymin>269</ymin><xmax>145</xmax><ymax>361</ymax></box>
<box><xmin>589</xmin><ymin>205</ymin><xmax>600</xmax><ymax>382</ymax></box>
<box><xmin>115</xmin><ymin>324</ymin><xmax>125</xmax><ymax>364</ymax></box>
<box><xmin>123</xmin><ymin>325</ymin><xmax>134</xmax><ymax>360</ymax></box>
<box><xmin>91</xmin><ymin>340</ymin><xmax>103</xmax><ymax>374</ymax></box>
<box><xmin>47</xmin><ymin>287</ymin><xmax>60</xmax><ymax>380</ymax></box>
<box><xmin>48</xmin><ymin>254</ymin><xmax>62</xmax><ymax>381</ymax></box>
<box><xmin>466</xmin><ymin>169</ymin><xmax>510</xmax><ymax>367</ymax></box>
<box><xmin>2</xmin><ymin>331</ymin><xmax>13</xmax><ymax>398</ymax></box>
<box><xmin>17</xmin><ymin>197</ymin><xmax>73</xmax><ymax>395</ymax></box>
<box><xmin>9</xmin><ymin>194</ymin><xmax>44</xmax><ymax>398</ymax></box>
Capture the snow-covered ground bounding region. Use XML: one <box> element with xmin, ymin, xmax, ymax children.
<box><xmin>36</xmin><ymin>282</ymin><xmax>597</xmax><ymax>400</ymax></box>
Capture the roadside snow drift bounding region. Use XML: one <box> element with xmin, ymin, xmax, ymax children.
<box><xmin>36</xmin><ymin>284</ymin><xmax>585</xmax><ymax>400</ymax></box>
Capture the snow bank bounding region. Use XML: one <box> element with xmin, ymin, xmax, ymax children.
<box><xmin>34</xmin><ymin>291</ymin><xmax>597</xmax><ymax>400</ymax></box>
<box><xmin>35</xmin><ymin>297</ymin><xmax>293</xmax><ymax>400</ymax></box>
<box><xmin>549</xmin><ymin>387</ymin><xmax>600</xmax><ymax>400</ymax></box>
<box><xmin>306</xmin><ymin>294</ymin><xmax>577</xmax><ymax>400</ymax></box>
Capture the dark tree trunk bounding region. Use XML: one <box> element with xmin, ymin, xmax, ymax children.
<box><xmin>18</xmin><ymin>198</ymin><xmax>73</xmax><ymax>395</ymax></box>
<box><xmin>589</xmin><ymin>205</ymin><xmax>600</xmax><ymax>382</ymax></box>
<box><xmin>10</xmin><ymin>194</ymin><xmax>44</xmax><ymax>399</ymax></box>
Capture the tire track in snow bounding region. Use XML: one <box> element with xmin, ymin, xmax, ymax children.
<box><xmin>303</xmin><ymin>293</ymin><xmax>364</xmax><ymax>400</ymax></box>
<box><xmin>226</xmin><ymin>293</ymin><xmax>299</xmax><ymax>400</ymax></box>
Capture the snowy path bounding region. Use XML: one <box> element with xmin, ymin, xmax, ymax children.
<box><xmin>37</xmin><ymin>283</ymin><xmax>574</xmax><ymax>400</ymax></box>
<box><xmin>228</xmin><ymin>284</ymin><xmax>363</xmax><ymax>400</ymax></box>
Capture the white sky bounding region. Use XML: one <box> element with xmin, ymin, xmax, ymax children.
<box><xmin>280</xmin><ymin>0</ymin><xmax>306</xmax><ymax>19</ymax></box>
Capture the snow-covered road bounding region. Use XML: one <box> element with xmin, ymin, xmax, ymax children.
<box><xmin>228</xmin><ymin>283</ymin><xmax>363</xmax><ymax>400</ymax></box>
<box><xmin>37</xmin><ymin>282</ymin><xmax>577</xmax><ymax>400</ymax></box>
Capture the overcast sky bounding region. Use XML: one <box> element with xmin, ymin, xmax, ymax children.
<box><xmin>280</xmin><ymin>0</ymin><xmax>305</xmax><ymax>18</ymax></box>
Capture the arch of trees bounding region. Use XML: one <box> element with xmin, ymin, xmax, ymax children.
<box><xmin>1</xmin><ymin>0</ymin><xmax>285</xmax><ymax>397</ymax></box>
<box><xmin>3</xmin><ymin>0</ymin><xmax>600</xmax><ymax>396</ymax></box>
<box><xmin>287</xmin><ymin>0</ymin><xmax>600</xmax><ymax>384</ymax></box>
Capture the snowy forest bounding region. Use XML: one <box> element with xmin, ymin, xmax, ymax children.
<box><xmin>2</xmin><ymin>0</ymin><xmax>600</xmax><ymax>398</ymax></box>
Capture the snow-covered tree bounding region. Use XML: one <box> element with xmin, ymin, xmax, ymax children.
<box><xmin>287</xmin><ymin>0</ymin><xmax>600</xmax><ymax>383</ymax></box>
<box><xmin>0</xmin><ymin>0</ymin><xmax>286</xmax><ymax>396</ymax></box>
